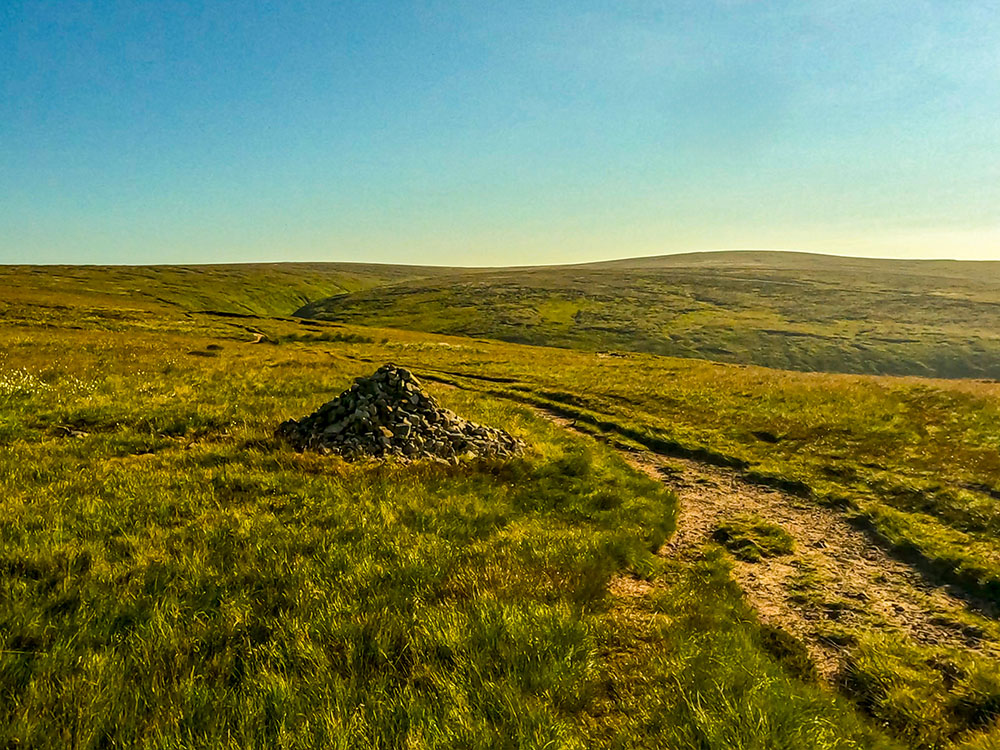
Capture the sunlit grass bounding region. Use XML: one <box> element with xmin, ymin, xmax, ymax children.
<box><xmin>0</xmin><ymin>317</ymin><xmax>902</xmax><ymax>748</ymax></box>
<box><xmin>3</xmin><ymin>267</ymin><xmax>1000</xmax><ymax>746</ymax></box>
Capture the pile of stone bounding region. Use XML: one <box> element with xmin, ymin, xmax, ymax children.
<box><xmin>276</xmin><ymin>364</ymin><xmax>524</xmax><ymax>461</ymax></box>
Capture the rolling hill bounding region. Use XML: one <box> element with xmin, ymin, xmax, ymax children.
<box><xmin>296</xmin><ymin>251</ymin><xmax>1000</xmax><ymax>379</ymax></box>
<box><xmin>0</xmin><ymin>261</ymin><xmax>455</xmax><ymax>322</ymax></box>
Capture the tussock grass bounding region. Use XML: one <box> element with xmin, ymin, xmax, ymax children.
<box><xmin>426</xmin><ymin>361</ymin><xmax>1000</xmax><ymax>602</ymax></box>
<box><xmin>0</xmin><ymin>320</ymin><xmax>899</xmax><ymax>748</ymax></box>
<box><xmin>4</xmin><ymin>264</ymin><xmax>999</xmax><ymax>746</ymax></box>
<box><xmin>592</xmin><ymin>552</ymin><xmax>898</xmax><ymax>748</ymax></box>
<box><xmin>713</xmin><ymin>516</ymin><xmax>795</xmax><ymax>562</ymax></box>
<box><xmin>1</xmin><ymin>382</ymin><xmax>662</xmax><ymax>746</ymax></box>
<box><xmin>845</xmin><ymin>634</ymin><xmax>1000</xmax><ymax>749</ymax></box>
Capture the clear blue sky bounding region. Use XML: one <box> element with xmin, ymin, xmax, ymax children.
<box><xmin>2</xmin><ymin>1</ymin><xmax>998</xmax><ymax>265</ymax></box>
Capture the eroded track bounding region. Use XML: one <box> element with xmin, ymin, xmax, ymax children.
<box><xmin>544</xmin><ymin>413</ymin><xmax>998</xmax><ymax>681</ymax></box>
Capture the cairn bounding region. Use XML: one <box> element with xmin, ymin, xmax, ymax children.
<box><xmin>276</xmin><ymin>364</ymin><xmax>524</xmax><ymax>461</ymax></box>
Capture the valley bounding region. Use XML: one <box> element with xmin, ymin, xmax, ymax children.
<box><xmin>298</xmin><ymin>252</ymin><xmax>1000</xmax><ymax>379</ymax></box>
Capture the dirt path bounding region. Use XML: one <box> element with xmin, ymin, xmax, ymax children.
<box><xmin>543</xmin><ymin>413</ymin><xmax>997</xmax><ymax>682</ymax></box>
<box><xmin>423</xmin><ymin>374</ymin><xmax>999</xmax><ymax>680</ymax></box>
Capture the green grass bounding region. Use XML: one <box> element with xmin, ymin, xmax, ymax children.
<box><xmin>0</xmin><ymin>430</ymin><xmax>657</xmax><ymax>746</ymax></box>
<box><xmin>393</xmin><ymin>352</ymin><xmax>1000</xmax><ymax>603</ymax></box>
<box><xmin>0</xmin><ymin>318</ymin><xmax>903</xmax><ymax>748</ymax></box>
<box><xmin>296</xmin><ymin>251</ymin><xmax>1000</xmax><ymax>379</ymax></box>
<box><xmin>590</xmin><ymin>552</ymin><xmax>893</xmax><ymax>748</ymax></box>
<box><xmin>845</xmin><ymin>634</ymin><xmax>1000</xmax><ymax>748</ymax></box>
<box><xmin>5</xmin><ymin>261</ymin><xmax>1000</xmax><ymax>746</ymax></box>
<box><xmin>0</xmin><ymin>261</ymin><xmax>453</xmax><ymax>321</ymax></box>
<box><xmin>713</xmin><ymin>515</ymin><xmax>795</xmax><ymax>562</ymax></box>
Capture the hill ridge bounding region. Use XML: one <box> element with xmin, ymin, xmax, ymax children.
<box><xmin>295</xmin><ymin>252</ymin><xmax>1000</xmax><ymax>380</ymax></box>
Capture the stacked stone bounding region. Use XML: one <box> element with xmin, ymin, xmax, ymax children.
<box><xmin>276</xmin><ymin>364</ymin><xmax>524</xmax><ymax>461</ymax></box>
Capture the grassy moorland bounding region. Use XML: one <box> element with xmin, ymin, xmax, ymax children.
<box><xmin>394</xmin><ymin>350</ymin><xmax>1000</xmax><ymax>600</ymax></box>
<box><xmin>297</xmin><ymin>251</ymin><xmax>1000</xmax><ymax>379</ymax></box>
<box><xmin>0</xmin><ymin>261</ymin><xmax>451</xmax><ymax>322</ymax></box>
<box><xmin>4</xmin><ymin>265</ymin><xmax>1000</xmax><ymax>747</ymax></box>
<box><xmin>1</xmin><ymin>313</ymin><xmax>900</xmax><ymax>749</ymax></box>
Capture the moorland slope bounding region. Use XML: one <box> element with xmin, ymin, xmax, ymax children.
<box><xmin>0</xmin><ymin>261</ymin><xmax>454</xmax><ymax>322</ymax></box>
<box><xmin>297</xmin><ymin>251</ymin><xmax>1000</xmax><ymax>379</ymax></box>
<box><xmin>4</xmin><ymin>260</ymin><xmax>1000</xmax><ymax>747</ymax></box>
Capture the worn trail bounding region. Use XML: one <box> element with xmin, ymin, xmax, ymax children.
<box><xmin>543</xmin><ymin>412</ymin><xmax>997</xmax><ymax>681</ymax></box>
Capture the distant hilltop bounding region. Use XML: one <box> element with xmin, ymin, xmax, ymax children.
<box><xmin>294</xmin><ymin>251</ymin><xmax>1000</xmax><ymax>380</ymax></box>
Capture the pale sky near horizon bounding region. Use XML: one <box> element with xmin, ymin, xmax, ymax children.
<box><xmin>2</xmin><ymin>1</ymin><xmax>998</xmax><ymax>266</ymax></box>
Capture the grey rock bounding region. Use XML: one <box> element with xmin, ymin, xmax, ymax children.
<box><xmin>275</xmin><ymin>364</ymin><xmax>524</xmax><ymax>462</ymax></box>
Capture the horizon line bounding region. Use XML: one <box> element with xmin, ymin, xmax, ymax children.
<box><xmin>4</xmin><ymin>247</ymin><xmax>1000</xmax><ymax>270</ymax></box>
